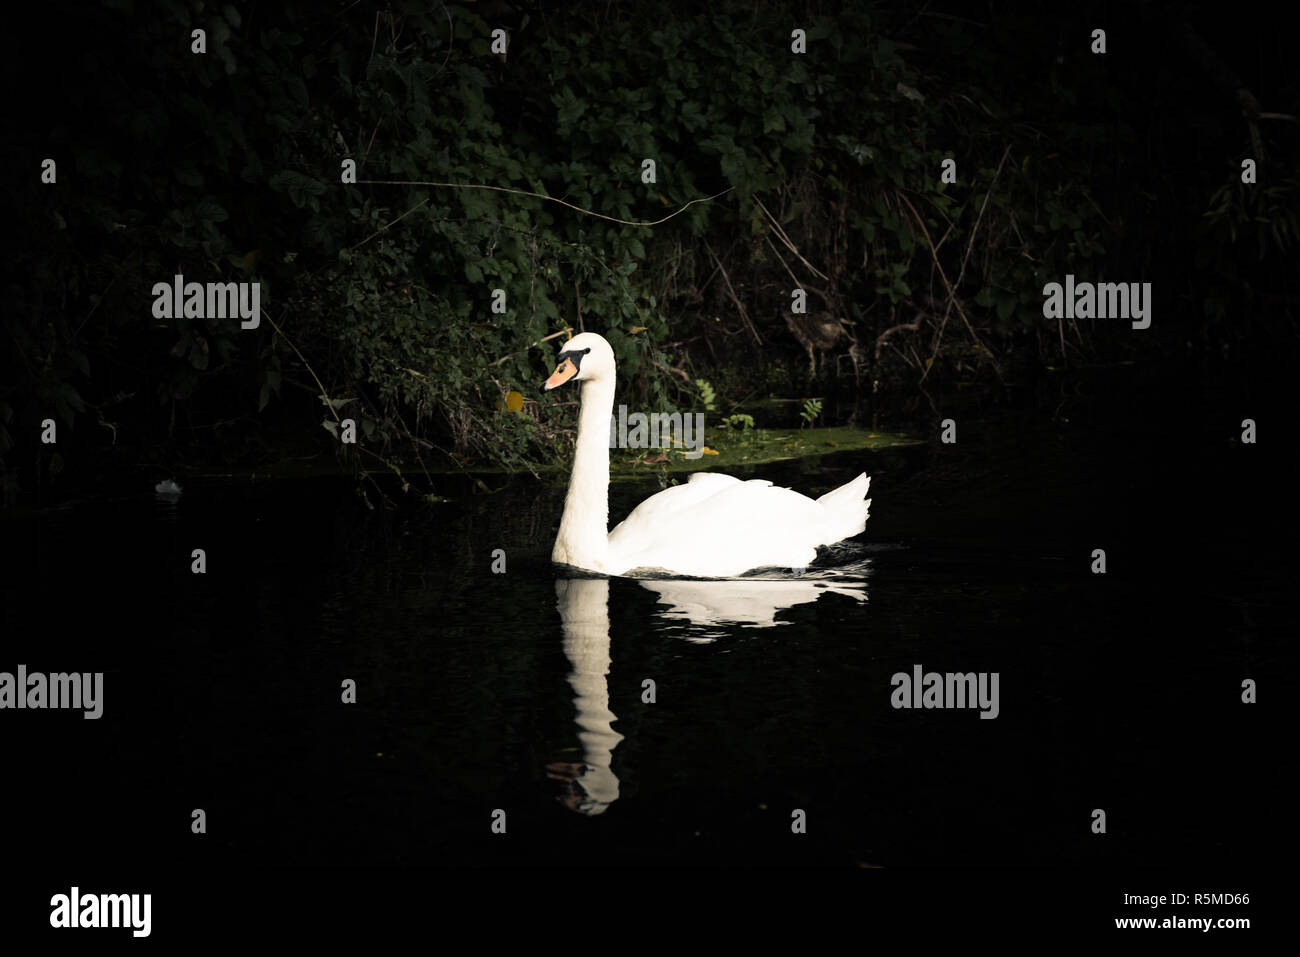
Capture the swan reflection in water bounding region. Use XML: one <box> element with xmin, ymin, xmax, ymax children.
<box><xmin>547</xmin><ymin>562</ymin><xmax>870</xmax><ymax>815</ymax></box>
<box><xmin>548</xmin><ymin>577</ymin><xmax>624</xmax><ymax>816</ymax></box>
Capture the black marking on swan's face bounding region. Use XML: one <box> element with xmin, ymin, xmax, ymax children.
<box><xmin>558</xmin><ymin>346</ymin><xmax>591</xmax><ymax>371</ymax></box>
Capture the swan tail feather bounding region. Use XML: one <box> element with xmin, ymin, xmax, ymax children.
<box><xmin>815</xmin><ymin>473</ymin><xmax>872</xmax><ymax>544</ymax></box>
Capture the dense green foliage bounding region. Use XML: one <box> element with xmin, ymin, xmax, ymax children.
<box><xmin>2</xmin><ymin>1</ymin><xmax>1295</xmax><ymax>503</ymax></box>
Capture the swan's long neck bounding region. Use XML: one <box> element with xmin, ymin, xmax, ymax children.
<box><xmin>553</xmin><ymin>375</ymin><xmax>615</xmax><ymax>571</ymax></box>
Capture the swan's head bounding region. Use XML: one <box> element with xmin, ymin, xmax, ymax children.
<box><xmin>543</xmin><ymin>332</ymin><xmax>615</xmax><ymax>391</ymax></box>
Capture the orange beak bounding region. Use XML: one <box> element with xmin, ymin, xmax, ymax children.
<box><xmin>543</xmin><ymin>357</ymin><xmax>579</xmax><ymax>391</ymax></box>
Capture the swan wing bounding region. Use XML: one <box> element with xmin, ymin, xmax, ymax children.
<box><xmin>607</xmin><ymin>471</ymin><xmax>872</xmax><ymax>577</ymax></box>
<box><xmin>607</xmin><ymin>476</ymin><xmax>827</xmax><ymax>576</ymax></box>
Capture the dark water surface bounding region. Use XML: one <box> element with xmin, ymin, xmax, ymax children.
<box><xmin>3</xmin><ymin>369</ymin><xmax>1290</xmax><ymax>869</ymax></box>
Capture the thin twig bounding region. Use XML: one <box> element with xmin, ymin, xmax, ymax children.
<box><xmin>755</xmin><ymin>196</ymin><xmax>829</xmax><ymax>281</ymax></box>
<box><xmin>492</xmin><ymin>328</ymin><xmax>572</xmax><ymax>366</ymax></box>
<box><xmin>896</xmin><ymin>189</ymin><xmax>1001</xmax><ymax>382</ymax></box>
<box><xmin>955</xmin><ymin>146</ymin><xmax>1010</xmax><ymax>297</ymax></box>
<box><xmin>908</xmin><ymin>145</ymin><xmax>1010</xmax><ymax>380</ymax></box>
<box><xmin>429</xmin><ymin>1</ymin><xmax>454</xmax><ymax>82</ymax></box>
<box><xmin>704</xmin><ymin>240</ymin><xmax>762</xmax><ymax>346</ymax></box>
<box><xmin>75</xmin><ymin>273</ymin><xmax>117</xmax><ymax>336</ymax></box>
<box><xmin>359</xmin><ymin>180</ymin><xmax>733</xmax><ymax>227</ymax></box>
<box><xmin>261</xmin><ymin>308</ymin><xmax>341</xmax><ymax>423</ymax></box>
<box><xmin>875</xmin><ymin>319</ymin><xmax>922</xmax><ymax>362</ymax></box>
<box><xmin>764</xmin><ymin>233</ymin><xmax>804</xmax><ymax>290</ymax></box>
<box><xmin>347</xmin><ymin>198</ymin><xmax>429</xmax><ymax>252</ymax></box>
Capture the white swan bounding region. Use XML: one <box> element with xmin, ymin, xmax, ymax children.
<box><xmin>543</xmin><ymin>332</ymin><xmax>873</xmax><ymax>577</ymax></box>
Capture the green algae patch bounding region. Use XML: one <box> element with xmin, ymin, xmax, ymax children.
<box><xmin>608</xmin><ymin>426</ymin><xmax>920</xmax><ymax>478</ymax></box>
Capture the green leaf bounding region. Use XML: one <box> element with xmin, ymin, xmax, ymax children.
<box><xmin>269</xmin><ymin>170</ymin><xmax>328</xmax><ymax>209</ymax></box>
<box><xmin>195</xmin><ymin>197</ymin><xmax>228</xmax><ymax>223</ymax></box>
